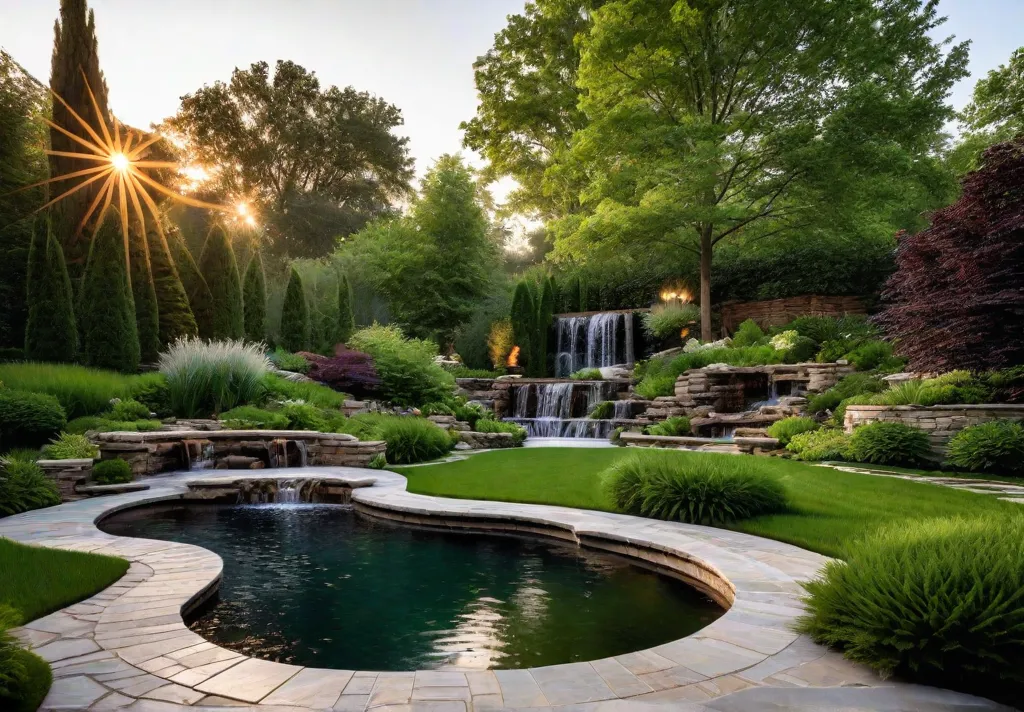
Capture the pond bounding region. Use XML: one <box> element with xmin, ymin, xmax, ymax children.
<box><xmin>100</xmin><ymin>504</ymin><xmax>722</xmax><ymax>670</ymax></box>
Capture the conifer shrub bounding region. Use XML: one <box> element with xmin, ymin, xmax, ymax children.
<box><xmin>174</xmin><ymin>236</ymin><xmax>214</xmax><ymax>339</ymax></box>
<box><xmin>767</xmin><ymin>416</ymin><xmax>820</xmax><ymax>446</ymax></box>
<box><xmin>0</xmin><ymin>458</ymin><xmax>60</xmax><ymax>516</ymax></box>
<box><xmin>92</xmin><ymin>459</ymin><xmax>132</xmax><ymax>485</ymax></box>
<box><xmin>730</xmin><ymin>319</ymin><xmax>765</xmax><ymax>347</ymax></box>
<box><xmin>158</xmin><ymin>337</ymin><xmax>270</xmax><ymax>417</ymax></box>
<box><xmin>147</xmin><ymin>227</ymin><xmax>197</xmax><ymax>346</ymax></box>
<box><xmin>128</xmin><ymin>231</ymin><xmax>161</xmax><ymax>363</ymax></box>
<box><xmin>646</xmin><ymin>416</ymin><xmax>691</xmax><ymax>437</ymax></box>
<box><xmin>41</xmin><ymin>433</ymin><xmax>97</xmax><ymax>460</ymax></box>
<box><xmin>197</xmin><ymin>225</ymin><xmax>243</xmax><ymax>339</ymax></box>
<box><xmin>280</xmin><ymin>267</ymin><xmax>310</xmax><ymax>352</ymax></box>
<box><xmin>603</xmin><ymin>451</ymin><xmax>787</xmax><ymax>525</ymax></box>
<box><xmin>0</xmin><ymin>390</ymin><xmax>66</xmax><ymax>450</ymax></box>
<box><xmin>336</xmin><ymin>273</ymin><xmax>355</xmax><ymax>344</ymax></box>
<box><xmin>946</xmin><ymin>421</ymin><xmax>1024</xmax><ymax>475</ymax></box>
<box><xmin>77</xmin><ymin>213</ymin><xmax>140</xmax><ymax>373</ymax></box>
<box><xmin>849</xmin><ymin>421</ymin><xmax>931</xmax><ymax>466</ymax></box>
<box><xmin>348</xmin><ymin>325</ymin><xmax>454</xmax><ymax>406</ymax></box>
<box><xmin>799</xmin><ymin>517</ymin><xmax>1024</xmax><ymax>702</ymax></box>
<box><xmin>242</xmin><ymin>256</ymin><xmax>267</xmax><ymax>343</ymax></box>
<box><xmin>510</xmin><ymin>281</ymin><xmax>534</xmax><ymax>373</ymax></box>
<box><xmin>107</xmin><ymin>399</ymin><xmax>150</xmax><ymax>421</ymax></box>
<box><xmin>23</xmin><ymin>217</ymin><xmax>77</xmax><ymax>363</ymax></box>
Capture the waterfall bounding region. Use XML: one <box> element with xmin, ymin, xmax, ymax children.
<box><xmin>554</xmin><ymin>312</ymin><xmax>636</xmax><ymax>377</ymax></box>
<box><xmin>183</xmin><ymin>440</ymin><xmax>215</xmax><ymax>470</ymax></box>
<box><xmin>507</xmin><ymin>381</ymin><xmax>618</xmax><ymax>438</ymax></box>
<box><xmin>613</xmin><ymin>400</ymin><xmax>633</xmax><ymax>419</ymax></box>
<box><xmin>749</xmin><ymin>378</ymin><xmax>781</xmax><ymax>410</ymax></box>
<box><xmin>276</xmin><ymin>479</ymin><xmax>304</xmax><ymax>504</ymax></box>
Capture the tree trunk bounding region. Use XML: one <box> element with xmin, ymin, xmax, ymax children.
<box><xmin>700</xmin><ymin>226</ymin><xmax>713</xmax><ymax>342</ymax></box>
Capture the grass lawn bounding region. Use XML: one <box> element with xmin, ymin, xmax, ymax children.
<box><xmin>395</xmin><ymin>448</ymin><xmax>1022</xmax><ymax>558</ymax></box>
<box><xmin>0</xmin><ymin>538</ymin><xmax>129</xmax><ymax>624</ymax></box>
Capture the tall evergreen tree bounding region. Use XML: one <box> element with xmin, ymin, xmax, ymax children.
<box><xmin>24</xmin><ymin>216</ymin><xmax>77</xmax><ymax>362</ymax></box>
<box><xmin>49</xmin><ymin>0</ymin><xmax>111</xmax><ymax>282</ymax></box>
<box><xmin>510</xmin><ymin>280</ymin><xmax>534</xmax><ymax>373</ymax></box>
<box><xmin>78</xmin><ymin>211</ymin><xmax>139</xmax><ymax>372</ymax></box>
<box><xmin>242</xmin><ymin>255</ymin><xmax>267</xmax><ymax>343</ymax></box>
<box><xmin>336</xmin><ymin>273</ymin><xmax>355</xmax><ymax>345</ymax></box>
<box><xmin>536</xmin><ymin>276</ymin><xmax>555</xmax><ymax>377</ymax></box>
<box><xmin>196</xmin><ymin>225</ymin><xmax>243</xmax><ymax>339</ymax></box>
<box><xmin>280</xmin><ymin>267</ymin><xmax>310</xmax><ymax>352</ymax></box>
<box><xmin>147</xmin><ymin>226</ymin><xmax>197</xmax><ymax>346</ymax></box>
<box><xmin>128</xmin><ymin>226</ymin><xmax>160</xmax><ymax>362</ymax></box>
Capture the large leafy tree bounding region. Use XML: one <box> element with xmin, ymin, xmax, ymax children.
<box><xmin>166</xmin><ymin>60</ymin><xmax>414</xmax><ymax>259</ymax></box>
<box><xmin>542</xmin><ymin>0</ymin><xmax>967</xmax><ymax>340</ymax></box>
<box><xmin>352</xmin><ymin>155</ymin><xmax>497</xmax><ymax>347</ymax></box>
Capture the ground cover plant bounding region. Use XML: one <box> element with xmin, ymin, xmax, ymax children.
<box><xmin>263</xmin><ymin>373</ymin><xmax>348</xmax><ymax>410</ymax></box>
<box><xmin>767</xmin><ymin>417</ymin><xmax>819</xmax><ymax>446</ymax></box>
<box><xmin>946</xmin><ymin>421</ymin><xmax>1024</xmax><ymax>476</ymax></box>
<box><xmin>65</xmin><ymin>417</ymin><xmax>162</xmax><ymax>435</ymax></box>
<box><xmin>799</xmin><ymin>516</ymin><xmax>1024</xmax><ymax>703</ymax></box>
<box><xmin>397</xmin><ymin>448</ymin><xmax>1022</xmax><ymax>558</ymax></box>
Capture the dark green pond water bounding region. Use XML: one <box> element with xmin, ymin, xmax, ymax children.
<box><xmin>101</xmin><ymin>504</ymin><xmax>722</xmax><ymax>670</ymax></box>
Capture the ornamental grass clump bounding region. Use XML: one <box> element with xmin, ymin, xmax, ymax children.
<box><xmin>602</xmin><ymin>451</ymin><xmax>787</xmax><ymax>525</ymax></box>
<box><xmin>642</xmin><ymin>302</ymin><xmax>699</xmax><ymax>340</ymax></box>
<box><xmin>848</xmin><ymin>421</ymin><xmax>931</xmax><ymax>466</ymax></box>
<box><xmin>373</xmin><ymin>416</ymin><xmax>455</xmax><ymax>464</ymax></box>
<box><xmin>41</xmin><ymin>433</ymin><xmax>97</xmax><ymax>460</ymax></box>
<box><xmin>766</xmin><ymin>416</ymin><xmax>819</xmax><ymax>446</ymax></box>
<box><xmin>798</xmin><ymin>517</ymin><xmax>1024</xmax><ymax>702</ymax></box>
<box><xmin>158</xmin><ymin>337</ymin><xmax>271</xmax><ymax>418</ymax></box>
<box><xmin>646</xmin><ymin>416</ymin><xmax>691</xmax><ymax>437</ymax></box>
<box><xmin>0</xmin><ymin>458</ymin><xmax>60</xmax><ymax>516</ymax></box>
<box><xmin>946</xmin><ymin>421</ymin><xmax>1024</xmax><ymax>475</ymax></box>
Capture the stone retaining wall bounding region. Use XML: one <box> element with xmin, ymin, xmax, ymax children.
<box><xmin>37</xmin><ymin>458</ymin><xmax>93</xmax><ymax>500</ymax></box>
<box><xmin>92</xmin><ymin>430</ymin><xmax>386</xmax><ymax>476</ymax></box>
<box><xmin>619</xmin><ymin>432</ymin><xmax>781</xmax><ymax>456</ymax></box>
<box><xmin>455</xmin><ymin>377</ymin><xmax>514</xmax><ymax>416</ymax></box>
<box><xmin>844</xmin><ymin>404</ymin><xmax>1024</xmax><ymax>459</ymax></box>
<box><xmin>720</xmin><ymin>295</ymin><xmax>867</xmax><ymax>332</ymax></box>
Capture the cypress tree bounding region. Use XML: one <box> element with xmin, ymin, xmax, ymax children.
<box><xmin>196</xmin><ymin>225</ymin><xmax>243</xmax><ymax>339</ymax></box>
<box><xmin>510</xmin><ymin>280</ymin><xmax>534</xmax><ymax>372</ymax></box>
<box><xmin>280</xmin><ymin>266</ymin><xmax>309</xmax><ymax>352</ymax></box>
<box><xmin>536</xmin><ymin>276</ymin><xmax>555</xmax><ymax>377</ymax></box>
<box><xmin>78</xmin><ymin>211</ymin><xmax>139</xmax><ymax>372</ymax></box>
<box><xmin>172</xmin><ymin>235</ymin><xmax>214</xmax><ymax>343</ymax></box>
<box><xmin>336</xmin><ymin>273</ymin><xmax>355</xmax><ymax>345</ymax></box>
<box><xmin>242</xmin><ymin>255</ymin><xmax>267</xmax><ymax>343</ymax></box>
<box><xmin>147</xmin><ymin>226</ymin><xmax>196</xmax><ymax>346</ymax></box>
<box><xmin>128</xmin><ymin>226</ymin><xmax>160</xmax><ymax>362</ymax></box>
<box><xmin>24</xmin><ymin>216</ymin><xmax>77</xmax><ymax>362</ymax></box>
<box><xmin>49</xmin><ymin>0</ymin><xmax>111</xmax><ymax>283</ymax></box>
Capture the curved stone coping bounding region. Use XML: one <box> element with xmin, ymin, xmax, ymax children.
<box><xmin>91</xmin><ymin>429</ymin><xmax>370</xmax><ymax>443</ymax></box>
<box><xmin>0</xmin><ymin>466</ymin><xmax>976</xmax><ymax>711</ymax></box>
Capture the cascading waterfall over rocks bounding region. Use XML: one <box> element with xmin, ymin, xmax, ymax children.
<box><xmin>554</xmin><ymin>312</ymin><xmax>635</xmax><ymax>377</ymax></box>
<box><xmin>506</xmin><ymin>381</ymin><xmax>619</xmax><ymax>438</ymax></box>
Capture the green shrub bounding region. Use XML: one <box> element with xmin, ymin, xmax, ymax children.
<box><xmin>844</xmin><ymin>340</ymin><xmax>893</xmax><ymax>371</ymax></box>
<box><xmin>783</xmin><ymin>315</ymin><xmax>876</xmax><ymax>346</ymax></box>
<box><xmin>787</xmin><ymin>429</ymin><xmax>852</xmax><ymax>461</ymax></box>
<box><xmin>849</xmin><ymin>422</ymin><xmax>931</xmax><ymax>466</ymax></box>
<box><xmin>0</xmin><ymin>390</ymin><xmax>66</xmax><ymax>450</ymax></box>
<box><xmin>946</xmin><ymin>421</ymin><xmax>1024</xmax><ymax>475</ymax></box>
<box><xmin>570</xmin><ymin>368</ymin><xmax>603</xmax><ymax>380</ymax></box>
<box><xmin>0</xmin><ymin>607</ymin><xmax>51</xmax><ymax>712</ymax></box>
<box><xmin>107</xmin><ymin>399</ymin><xmax>150</xmax><ymax>421</ymax></box>
<box><xmin>280</xmin><ymin>403</ymin><xmax>328</xmax><ymax>431</ymax></box>
<box><xmin>767</xmin><ymin>417</ymin><xmax>820</xmax><ymax>446</ymax></box>
<box><xmin>92</xmin><ymin>459</ymin><xmax>133</xmax><ymax>485</ymax></box>
<box><xmin>634</xmin><ymin>374</ymin><xmax>677</xmax><ymax>399</ymax></box>
<box><xmin>603</xmin><ymin>451</ymin><xmax>787</xmax><ymax>525</ymax></box>
<box><xmin>816</xmin><ymin>339</ymin><xmax>857</xmax><ymax>363</ymax></box>
<box><xmin>374</xmin><ymin>416</ymin><xmax>454</xmax><ymax>464</ymax></box>
<box><xmin>128</xmin><ymin>374</ymin><xmax>171</xmax><ymax>417</ymax></box>
<box><xmin>646</xmin><ymin>416</ymin><xmax>691</xmax><ymax>437</ymax></box>
<box><xmin>263</xmin><ymin>374</ymin><xmax>346</xmax><ymax>409</ymax></box>
<box><xmin>348</xmin><ymin>325</ymin><xmax>455</xmax><ymax>407</ymax></box>
<box><xmin>730</xmin><ymin>319</ymin><xmax>765</xmax><ymax>348</ymax></box>
<box><xmin>808</xmin><ymin>373</ymin><xmax>886</xmax><ymax>415</ymax></box>
<box><xmin>0</xmin><ymin>363</ymin><xmax>146</xmax><ymax>419</ymax></box>
<box><xmin>642</xmin><ymin>303</ymin><xmax>699</xmax><ymax>340</ymax></box>
<box><xmin>219</xmin><ymin>406</ymin><xmax>290</xmax><ymax>430</ymax></box>
<box><xmin>65</xmin><ymin>417</ymin><xmax>161</xmax><ymax>435</ymax></box>
<box><xmin>0</xmin><ymin>459</ymin><xmax>60</xmax><ymax>516</ymax></box>
<box><xmin>798</xmin><ymin>517</ymin><xmax>1024</xmax><ymax>701</ymax></box>
<box><xmin>832</xmin><ymin>393</ymin><xmax>880</xmax><ymax>426</ymax></box>
<box><xmin>280</xmin><ymin>266</ymin><xmax>310</xmax><ymax>352</ymax></box>
<box><xmin>0</xmin><ymin>450</ymin><xmax>40</xmax><ymax>464</ymax></box>
<box><xmin>452</xmin><ymin>400</ymin><xmax>491</xmax><ymax>429</ymax></box>
<box><xmin>589</xmin><ymin>401</ymin><xmax>614</xmax><ymax>419</ymax></box>
<box><xmin>159</xmin><ymin>337</ymin><xmax>270</xmax><ymax>417</ymax></box>
<box><xmin>984</xmin><ymin>366</ymin><xmax>1024</xmax><ymax>403</ymax></box>
<box><xmin>242</xmin><ymin>255</ymin><xmax>267</xmax><ymax>343</ymax></box>
<box><xmin>782</xmin><ymin>336</ymin><xmax>819</xmax><ymax>364</ymax></box>
<box><xmin>367</xmin><ymin>453</ymin><xmax>388</xmax><ymax>470</ymax></box>
<box><xmin>420</xmin><ymin>402</ymin><xmax>456</xmax><ymax>417</ymax></box>
<box><xmin>40</xmin><ymin>433</ymin><xmax>97</xmax><ymax>460</ymax></box>
<box><xmin>474</xmin><ymin>419</ymin><xmax>527</xmax><ymax>445</ymax></box>
<box><xmin>269</xmin><ymin>349</ymin><xmax>309</xmax><ymax>373</ymax></box>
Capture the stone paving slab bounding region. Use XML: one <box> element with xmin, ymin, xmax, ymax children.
<box><xmin>0</xmin><ymin>466</ymin><xmax>1007</xmax><ymax>711</ymax></box>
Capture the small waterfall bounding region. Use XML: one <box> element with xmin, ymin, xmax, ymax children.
<box><xmin>749</xmin><ymin>378</ymin><xmax>781</xmax><ymax>410</ymax></box>
<box><xmin>276</xmin><ymin>479</ymin><xmax>305</xmax><ymax>504</ymax></box>
<box><xmin>183</xmin><ymin>440</ymin><xmax>215</xmax><ymax>470</ymax></box>
<box><xmin>554</xmin><ymin>312</ymin><xmax>636</xmax><ymax>377</ymax></box>
<box><xmin>507</xmin><ymin>381</ymin><xmax>617</xmax><ymax>438</ymax></box>
<box><xmin>613</xmin><ymin>400</ymin><xmax>633</xmax><ymax>419</ymax></box>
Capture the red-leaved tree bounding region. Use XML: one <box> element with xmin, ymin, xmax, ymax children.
<box><xmin>877</xmin><ymin>138</ymin><xmax>1024</xmax><ymax>372</ymax></box>
<box><xmin>298</xmin><ymin>347</ymin><xmax>381</xmax><ymax>399</ymax></box>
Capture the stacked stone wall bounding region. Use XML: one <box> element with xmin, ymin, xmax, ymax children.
<box><xmin>719</xmin><ymin>295</ymin><xmax>867</xmax><ymax>332</ymax></box>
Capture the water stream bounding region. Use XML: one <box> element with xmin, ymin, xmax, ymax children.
<box><xmin>554</xmin><ymin>312</ymin><xmax>635</xmax><ymax>377</ymax></box>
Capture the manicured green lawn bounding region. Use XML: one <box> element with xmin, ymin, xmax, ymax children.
<box><xmin>0</xmin><ymin>538</ymin><xmax>129</xmax><ymax>623</ymax></box>
<box><xmin>396</xmin><ymin>448</ymin><xmax>1022</xmax><ymax>558</ymax></box>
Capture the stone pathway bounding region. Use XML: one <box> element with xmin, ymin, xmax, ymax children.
<box><xmin>0</xmin><ymin>468</ymin><xmax>1009</xmax><ymax>711</ymax></box>
<box><xmin>819</xmin><ymin>463</ymin><xmax>1024</xmax><ymax>504</ymax></box>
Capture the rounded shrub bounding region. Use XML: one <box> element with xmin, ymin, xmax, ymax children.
<box><xmin>786</xmin><ymin>429</ymin><xmax>852</xmax><ymax>462</ymax></box>
<box><xmin>107</xmin><ymin>399</ymin><xmax>150</xmax><ymax>421</ymax></box>
<box><xmin>219</xmin><ymin>406</ymin><xmax>290</xmax><ymax>430</ymax></box>
<box><xmin>0</xmin><ymin>390</ymin><xmax>67</xmax><ymax>450</ymax></box>
<box><xmin>798</xmin><ymin>517</ymin><xmax>1024</xmax><ymax>702</ymax></box>
<box><xmin>375</xmin><ymin>416</ymin><xmax>454</xmax><ymax>465</ymax></box>
<box><xmin>602</xmin><ymin>451</ymin><xmax>787</xmax><ymax>525</ymax></box>
<box><xmin>279</xmin><ymin>403</ymin><xmax>328</xmax><ymax>431</ymax></box>
<box><xmin>946</xmin><ymin>421</ymin><xmax>1024</xmax><ymax>476</ymax></box>
<box><xmin>92</xmin><ymin>459</ymin><xmax>133</xmax><ymax>485</ymax></box>
<box><xmin>0</xmin><ymin>459</ymin><xmax>60</xmax><ymax>516</ymax></box>
<box><xmin>766</xmin><ymin>416</ymin><xmax>820</xmax><ymax>446</ymax></box>
<box><xmin>849</xmin><ymin>421</ymin><xmax>931</xmax><ymax>466</ymax></box>
<box><xmin>646</xmin><ymin>416</ymin><xmax>691</xmax><ymax>437</ymax></box>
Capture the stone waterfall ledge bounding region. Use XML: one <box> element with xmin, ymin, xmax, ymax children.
<box><xmin>619</xmin><ymin>432</ymin><xmax>782</xmax><ymax>455</ymax></box>
<box><xmin>0</xmin><ymin>467</ymin><xmax>1006</xmax><ymax>711</ymax></box>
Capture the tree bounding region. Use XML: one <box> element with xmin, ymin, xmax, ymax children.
<box><xmin>336</xmin><ymin>273</ymin><xmax>355</xmax><ymax>345</ymax></box>
<box><xmin>196</xmin><ymin>225</ymin><xmax>243</xmax><ymax>339</ymax></box>
<box><xmin>49</xmin><ymin>0</ymin><xmax>111</xmax><ymax>281</ymax></box>
<box><xmin>280</xmin><ymin>266</ymin><xmax>310</xmax><ymax>352</ymax></box>
<box><xmin>354</xmin><ymin>155</ymin><xmax>497</xmax><ymax>346</ymax></box>
<box><xmin>128</xmin><ymin>226</ymin><xmax>160</xmax><ymax>363</ymax></box>
<box><xmin>535</xmin><ymin>275</ymin><xmax>555</xmax><ymax>376</ymax></box>
<box><xmin>165</xmin><ymin>60</ymin><xmax>414</xmax><ymax>258</ymax></box>
<box><xmin>461</xmin><ymin>0</ymin><xmax>595</xmax><ymax>220</ymax></box>
<box><xmin>24</xmin><ymin>216</ymin><xmax>77</xmax><ymax>362</ymax></box>
<box><xmin>147</xmin><ymin>225</ymin><xmax>197</xmax><ymax>346</ymax></box>
<box><xmin>877</xmin><ymin>138</ymin><xmax>1024</xmax><ymax>372</ymax></box>
<box><xmin>549</xmin><ymin>0</ymin><xmax>967</xmax><ymax>340</ymax></box>
<box><xmin>78</xmin><ymin>211</ymin><xmax>139</xmax><ymax>372</ymax></box>
<box><xmin>242</xmin><ymin>255</ymin><xmax>267</xmax><ymax>343</ymax></box>
<box><xmin>171</xmin><ymin>232</ymin><xmax>214</xmax><ymax>340</ymax></box>
<box><xmin>510</xmin><ymin>280</ymin><xmax>535</xmax><ymax>372</ymax></box>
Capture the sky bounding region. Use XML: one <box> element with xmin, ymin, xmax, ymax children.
<box><xmin>2</xmin><ymin>0</ymin><xmax>1023</xmax><ymax>207</ymax></box>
